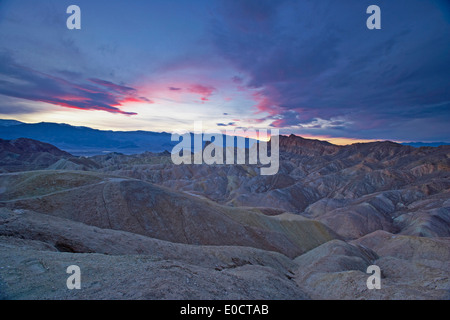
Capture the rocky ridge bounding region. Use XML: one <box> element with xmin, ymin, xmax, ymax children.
<box><xmin>0</xmin><ymin>135</ymin><xmax>448</xmax><ymax>299</ymax></box>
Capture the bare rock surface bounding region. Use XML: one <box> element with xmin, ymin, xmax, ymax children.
<box><xmin>0</xmin><ymin>171</ymin><xmax>337</xmax><ymax>258</ymax></box>
<box><xmin>0</xmin><ymin>136</ymin><xmax>449</xmax><ymax>299</ymax></box>
<box><xmin>0</xmin><ymin>245</ymin><xmax>308</xmax><ymax>300</ymax></box>
<box><xmin>293</xmin><ymin>236</ymin><xmax>450</xmax><ymax>299</ymax></box>
<box><xmin>0</xmin><ymin>208</ymin><xmax>309</xmax><ymax>300</ymax></box>
<box><xmin>0</xmin><ymin>208</ymin><xmax>299</xmax><ymax>273</ymax></box>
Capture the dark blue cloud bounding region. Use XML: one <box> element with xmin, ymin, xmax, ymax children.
<box><xmin>0</xmin><ymin>52</ymin><xmax>150</xmax><ymax>115</ymax></box>
<box><xmin>211</xmin><ymin>0</ymin><xmax>450</xmax><ymax>141</ymax></box>
<box><xmin>0</xmin><ymin>0</ymin><xmax>448</xmax><ymax>142</ymax></box>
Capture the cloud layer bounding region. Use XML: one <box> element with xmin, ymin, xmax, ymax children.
<box><xmin>0</xmin><ymin>0</ymin><xmax>448</xmax><ymax>142</ymax></box>
<box><xmin>210</xmin><ymin>0</ymin><xmax>450</xmax><ymax>140</ymax></box>
<box><xmin>0</xmin><ymin>53</ymin><xmax>150</xmax><ymax>115</ymax></box>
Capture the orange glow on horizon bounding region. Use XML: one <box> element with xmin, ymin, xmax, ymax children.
<box><xmin>291</xmin><ymin>134</ymin><xmax>393</xmax><ymax>145</ymax></box>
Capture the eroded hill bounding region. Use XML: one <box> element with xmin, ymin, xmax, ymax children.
<box><xmin>0</xmin><ymin>135</ymin><xmax>448</xmax><ymax>299</ymax></box>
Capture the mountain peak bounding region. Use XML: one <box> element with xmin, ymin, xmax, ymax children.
<box><xmin>1</xmin><ymin>138</ymin><xmax>72</xmax><ymax>157</ymax></box>
<box><xmin>0</xmin><ymin>119</ymin><xmax>23</xmax><ymax>127</ymax></box>
<box><xmin>279</xmin><ymin>134</ymin><xmax>340</xmax><ymax>156</ymax></box>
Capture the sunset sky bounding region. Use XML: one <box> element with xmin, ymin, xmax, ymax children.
<box><xmin>0</xmin><ymin>0</ymin><xmax>449</xmax><ymax>144</ymax></box>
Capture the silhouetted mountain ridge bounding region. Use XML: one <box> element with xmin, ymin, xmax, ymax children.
<box><xmin>2</xmin><ymin>120</ymin><xmax>449</xmax><ymax>158</ymax></box>
<box><xmin>0</xmin><ymin>121</ymin><xmax>175</xmax><ymax>155</ymax></box>
<box><xmin>0</xmin><ymin>138</ymin><xmax>99</xmax><ymax>172</ymax></box>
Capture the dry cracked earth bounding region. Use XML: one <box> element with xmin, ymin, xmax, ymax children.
<box><xmin>0</xmin><ymin>135</ymin><xmax>449</xmax><ymax>299</ymax></box>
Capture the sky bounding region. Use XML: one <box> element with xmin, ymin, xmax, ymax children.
<box><xmin>0</xmin><ymin>0</ymin><xmax>449</xmax><ymax>144</ymax></box>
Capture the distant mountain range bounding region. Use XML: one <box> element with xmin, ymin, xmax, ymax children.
<box><xmin>0</xmin><ymin>119</ymin><xmax>175</xmax><ymax>155</ymax></box>
<box><xmin>0</xmin><ymin>119</ymin><xmax>448</xmax><ymax>155</ymax></box>
<box><xmin>0</xmin><ymin>119</ymin><xmax>258</xmax><ymax>156</ymax></box>
<box><xmin>0</xmin><ymin>120</ymin><xmax>23</xmax><ymax>127</ymax></box>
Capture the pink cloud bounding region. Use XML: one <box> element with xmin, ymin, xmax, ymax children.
<box><xmin>188</xmin><ymin>84</ymin><xmax>216</xmax><ymax>102</ymax></box>
<box><xmin>116</xmin><ymin>96</ymin><xmax>153</xmax><ymax>104</ymax></box>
